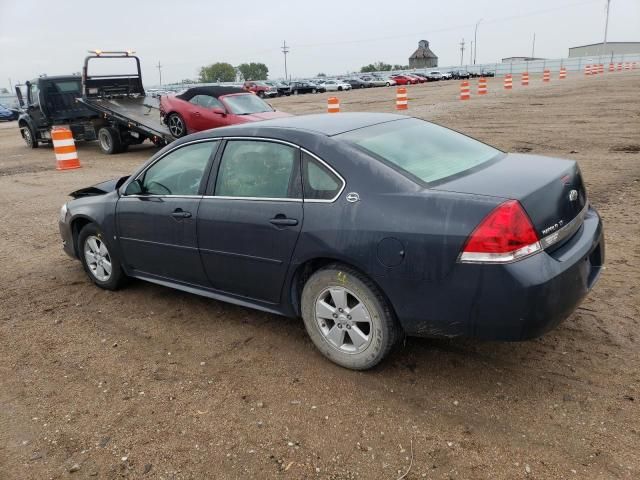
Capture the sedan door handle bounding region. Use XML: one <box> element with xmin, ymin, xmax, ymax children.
<box><xmin>171</xmin><ymin>209</ymin><xmax>192</xmax><ymax>218</ymax></box>
<box><xmin>270</xmin><ymin>216</ymin><xmax>298</xmax><ymax>226</ymax></box>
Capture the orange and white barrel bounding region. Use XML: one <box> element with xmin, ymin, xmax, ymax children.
<box><xmin>396</xmin><ymin>87</ymin><xmax>408</xmax><ymax>110</ymax></box>
<box><xmin>624</xmin><ymin>62</ymin><xmax>631</xmax><ymax>70</ymax></box>
<box><xmin>503</xmin><ymin>74</ymin><xmax>513</xmax><ymax>90</ymax></box>
<box><xmin>52</xmin><ymin>127</ymin><xmax>81</xmax><ymax>171</ymax></box>
<box><xmin>559</xmin><ymin>67</ymin><xmax>567</xmax><ymax>79</ymax></box>
<box><xmin>609</xmin><ymin>63</ymin><xmax>615</xmax><ymax>72</ymax></box>
<box><xmin>477</xmin><ymin>77</ymin><xmax>487</xmax><ymax>95</ymax></box>
<box><xmin>585</xmin><ymin>64</ymin><xmax>592</xmax><ymax>76</ymax></box>
<box><xmin>521</xmin><ymin>72</ymin><xmax>529</xmax><ymax>86</ymax></box>
<box><xmin>327</xmin><ymin>97</ymin><xmax>340</xmax><ymax>113</ymax></box>
<box><xmin>543</xmin><ymin>69</ymin><xmax>551</xmax><ymax>82</ymax></box>
<box><xmin>617</xmin><ymin>63</ymin><xmax>622</xmax><ymax>71</ymax></box>
<box><xmin>598</xmin><ymin>64</ymin><xmax>604</xmax><ymax>74</ymax></box>
<box><xmin>633</xmin><ymin>62</ymin><xmax>637</xmax><ymax>70</ymax></box>
<box><xmin>459</xmin><ymin>81</ymin><xmax>470</xmax><ymax>100</ymax></box>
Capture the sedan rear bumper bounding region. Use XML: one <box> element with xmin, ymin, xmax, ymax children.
<box><xmin>389</xmin><ymin>206</ymin><xmax>604</xmax><ymax>340</ymax></box>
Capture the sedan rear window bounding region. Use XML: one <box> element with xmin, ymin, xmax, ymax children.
<box><xmin>337</xmin><ymin>118</ymin><xmax>501</xmax><ymax>184</ymax></box>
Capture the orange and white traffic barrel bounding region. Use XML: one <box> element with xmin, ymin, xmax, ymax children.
<box><xmin>598</xmin><ymin>64</ymin><xmax>604</xmax><ymax>74</ymax></box>
<box><xmin>543</xmin><ymin>69</ymin><xmax>551</xmax><ymax>82</ymax></box>
<box><xmin>52</xmin><ymin>127</ymin><xmax>81</xmax><ymax>171</ymax></box>
<box><xmin>396</xmin><ymin>87</ymin><xmax>408</xmax><ymax>110</ymax></box>
<box><xmin>585</xmin><ymin>64</ymin><xmax>592</xmax><ymax>76</ymax></box>
<box><xmin>327</xmin><ymin>97</ymin><xmax>340</xmax><ymax>113</ymax></box>
<box><xmin>459</xmin><ymin>81</ymin><xmax>470</xmax><ymax>100</ymax></box>
<box><xmin>477</xmin><ymin>77</ymin><xmax>487</xmax><ymax>95</ymax></box>
<box><xmin>559</xmin><ymin>67</ymin><xmax>567</xmax><ymax>79</ymax></box>
<box><xmin>609</xmin><ymin>63</ymin><xmax>615</xmax><ymax>72</ymax></box>
<box><xmin>521</xmin><ymin>72</ymin><xmax>529</xmax><ymax>86</ymax></box>
<box><xmin>617</xmin><ymin>63</ymin><xmax>622</xmax><ymax>71</ymax></box>
<box><xmin>503</xmin><ymin>74</ymin><xmax>513</xmax><ymax>90</ymax></box>
<box><xmin>624</xmin><ymin>62</ymin><xmax>631</xmax><ymax>70</ymax></box>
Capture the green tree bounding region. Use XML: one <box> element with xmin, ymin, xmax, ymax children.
<box><xmin>360</xmin><ymin>61</ymin><xmax>393</xmax><ymax>73</ymax></box>
<box><xmin>317</xmin><ymin>72</ymin><xmax>327</xmax><ymax>78</ymax></box>
<box><xmin>199</xmin><ymin>63</ymin><xmax>237</xmax><ymax>83</ymax></box>
<box><xmin>392</xmin><ymin>64</ymin><xmax>409</xmax><ymax>70</ymax></box>
<box><xmin>0</xmin><ymin>87</ymin><xmax>8</xmax><ymax>94</ymax></box>
<box><xmin>237</xmin><ymin>62</ymin><xmax>269</xmax><ymax>81</ymax></box>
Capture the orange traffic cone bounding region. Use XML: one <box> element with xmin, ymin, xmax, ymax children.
<box><xmin>52</xmin><ymin>127</ymin><xmax>81</xmax><ymax>171</ymax></box>
<box><xmin>477</xmin><ymin>77</ymin><xmax>487</xmax><ymax>95</ymax></box>
<box><xmin>459</xmin><ymin>81</ymin><xmax>470</xmax><ymax>100</ymax></box>
<box><xmin>396</xmin><ymin>87</ymin><xmax>408</xmax><ymax>110</ymax></box>
<box><xmin>327</xmin><ymin>97</ymin><xmax>340</xmax><ymax>113</ymax></box>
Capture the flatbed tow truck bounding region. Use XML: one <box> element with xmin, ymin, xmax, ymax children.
<box><xmin>76</xmin><ymin>50</ymin><xmax>175</xmax><ymax>154</ymax></box>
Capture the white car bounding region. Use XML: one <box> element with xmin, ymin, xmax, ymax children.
<box><xmin>378</xmin><ymin>76</ymin><xmax>397</xmax><ymax>86</ymax></box>
<box><xmin>319</xmin><ymin>79</ymin><xmax>352</xmax><ymax>91</ymax></box>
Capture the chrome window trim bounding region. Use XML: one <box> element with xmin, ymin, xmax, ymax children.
<box><xmin>539</xmin><ymin>203</ymin><xmax>589</xmax><ymax>250</ymax></box>
<box><xmin>300</xmin><ymin>148</ymin><xmax>346</xmax><ymax>204</ymax></box>
<box><xmin>121</xmin><ymin>138</ymin><xmax>220</xmax><ymax>197</ymax></box>
<box><xmin>202</xmin><ymin>195</ymin><xmax>302</xmax><ymax>202</ymax></box>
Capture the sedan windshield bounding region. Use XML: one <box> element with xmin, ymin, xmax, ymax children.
<box><xmin>337</xmin><ymin>118</ymin><xmax>501</xmax><ymax>184</ymax></box>
<box><xmin>222</xmin><ymin>94</ymin><xmax>273</xmax><ymax>115</ymax></box>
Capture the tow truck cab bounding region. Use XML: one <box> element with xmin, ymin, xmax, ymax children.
<box><xmin>16</xmin><ymin>76</ymin><xmax>98</xmax><ymax>147</ymax></box>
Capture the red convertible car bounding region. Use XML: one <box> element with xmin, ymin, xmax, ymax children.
<box><xmin>160</xmin><ymin>86</ymin><xmax>291</xmax><ymax>137</ymax></box>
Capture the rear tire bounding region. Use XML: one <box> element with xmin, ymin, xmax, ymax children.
<box><xmin>98</xmin><ymin>127</ymin><xmax>124</xmax><ymax>155</ymax></box>
<box><xmin>258</xmin><ymin>91</ymin><xmax>265</xmax><ymax>98</ymax></box>
<box><xmin>301</xmin><ymin>264</ymin><xmax>400</xmax><ymax>370</ymax></box>
<box><xmin>78</xmin><ymin>223</ymin><xmax>126</xmax><ymax>291</ymax></box>
<box><xmin>167</xmin><ymin>113</ymin><xmax>187</xmax><ymax>138</ymax></box>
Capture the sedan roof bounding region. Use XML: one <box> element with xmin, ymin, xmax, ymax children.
<box><xmin>228</xmin><ymin>112</ymin><xmax>406</xmax><ymax>136</ymax></box>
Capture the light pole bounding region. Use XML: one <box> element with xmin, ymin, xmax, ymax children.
<box><xmin>473</xmin><ymin>18</ymin><xmax>483</xmax><ymax>65</ymax></box>
<box><xmin>281</xmin><ymin>41</ymin><xmax>290</xmax><ymax>81</ymax></box>
<box><xmin>602</xmin><ymin>0</ymin><xmax>611</xmax><ymax>56</ymax></box>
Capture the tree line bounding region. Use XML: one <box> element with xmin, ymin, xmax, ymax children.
<box><xmin>360</xmin><ymin>61</ymin><xmax>409</xmax><ymax>73</ymax></box>
<box><xmin>199</xmin><ymin>62</ymin><xmax>269</xmax><ymax>83</ymax></box>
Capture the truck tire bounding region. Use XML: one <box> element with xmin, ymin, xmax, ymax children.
<box><xmin>98</xmin><ymin>127</ymin><xmax>124</xmax><ymax>155</ymax></box>
<box><xmin>21</xmin><ymin>124</ymin><xmax>38</xmax><ymax>149</ymax></box>
<box><xmin>257</xmin><ymin>91</ymin><xmax>265</xmax><ymax>98</ymax></box>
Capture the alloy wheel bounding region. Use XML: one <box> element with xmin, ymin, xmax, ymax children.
<box><xmin>168</xmin><ymin>115</ymin><xmax>185</xmax><ymax>137</ymax></box>
<box><xmin>84</xmin><ymin>235</ymin><xmax>112</xmax><ymax>282</ymax></box>
<box><xmin>23</xmin><ymin>128</ymin><xmax>33</xmax><ymax>147</ymax></box>
<box><xmin>315</xmin><ymin>286</ymin><xmax>372</xmax><ymax>354</ymax></box>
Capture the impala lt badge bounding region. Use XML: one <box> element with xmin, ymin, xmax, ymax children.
<box><xmin>569</xmin><ymin>189</ymin><xmax>578</xmax><ymax>201</ymax></box>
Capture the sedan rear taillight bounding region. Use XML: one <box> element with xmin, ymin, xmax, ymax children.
<box><xmin>459</xmin><ymin>200</ymin><xmax>541</xmax><ymax>264</ymax></box>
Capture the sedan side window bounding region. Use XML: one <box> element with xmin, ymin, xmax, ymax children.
<box><xmin>137</xmin><ymin>141</ymin><xmax>217</xmax><ymax>196</ymax></box>
<box><xmin>215</xmin><ymin>141</ymin><xmax>298</xmax><ymax>199</ymax></box>
<box><xmin>302</xmin><ymin>152</ymin><xmax>343</xmax><ymax>201</ymax></box>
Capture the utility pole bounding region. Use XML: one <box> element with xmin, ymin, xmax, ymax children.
<box><xmin>602</xmin><ymin>0</ymin><xmax>611</xmax><ymax>56</ymax></box>
<box><xmin>460</xmin><ymin>39</ymin><xmax>466</xmax><ymax>66</ymax></box>
<box><xmin>281</xmin><ymin>41</ymin><xmax>290</xmax><ymax>81</ymax></box>
<box><xmin>469</xmin><ymin>41</ymin><xmax>474</xmax><ymax>65</ymax></box>
<box><xmin>531</xmin><ymin>33</ymin><xmax>536</xmax><ymax>58</ymax></box>
<box><xmin>156</xmin><ymin>61</ymin><xmax>162</xmax><ymax>86</ymax></box>
<box><xmin>473</xmin><ymin>18</ymin><xmax>483</xmax><ymax>65</ymax></box>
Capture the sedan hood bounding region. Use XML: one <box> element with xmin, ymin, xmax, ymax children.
<box><xmin>70</xmin><ymin>177</ymin><xmax>128</xmax><ymax>198</ymax></box>
<box><xmin>241</xmin><ymin>111</ymin><xmax>293</xmax><ymax>122</ymax></box>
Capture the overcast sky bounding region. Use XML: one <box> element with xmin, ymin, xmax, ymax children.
<box><xmin>1</xmin><ymin>0</ymin><xmax>638</xmax><ymax>87</ymax></box>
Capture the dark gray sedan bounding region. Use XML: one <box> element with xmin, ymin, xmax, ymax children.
<box><xmin>59</xmin><ymin>113</ymin><xmax>604</xmax><ymax>369</ymax></box>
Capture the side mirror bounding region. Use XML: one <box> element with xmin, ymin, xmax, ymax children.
<box><xmin>212</xmin><ymin>107</ymin><xmax>226</xmax><ymax>116</ymax></box>
<box><xmin>15</xmin><ymin>86</ymin><xmax>25</xmax><ymax>107</ymax></box>
<box><xmin>124</xmin><ymin>178</ymin><xmax>143</xmax><ymax>195</ymax></box>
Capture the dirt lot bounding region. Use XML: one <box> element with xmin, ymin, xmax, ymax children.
<box><xmin>1</xmin><ymin>72</ymin><xmax>639</xmax><ymax>479</ymax></box>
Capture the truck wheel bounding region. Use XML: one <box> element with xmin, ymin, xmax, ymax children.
<box><xmin>257</xmin><ymin>91</ymin><xmax>265</xmax><ymax>98</ymax></box>
<box><xmin>167</xmin><ymin>113</ymin><xmax>187</xmax><ymax>138</ymax></box>
<box><xmin>98</xmin><ymin>127</ymin><xmax>124</xmax><ymax>155</ymax></box>
<box><xmin>301</xmin><ymin>264</ymin><xmax>401</xmax><ymax>370</ymax></box>
<box><xmin>22</xmin><ymin>124</ymin><xmax>38</xmax><ymax>149</ymax></box>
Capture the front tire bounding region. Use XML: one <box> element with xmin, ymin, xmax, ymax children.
<box><xmin>78</xmin><ymin>224</ymin><xmax>125</xmax><ymax>290</ymax></box>
<box><xmin>22</xmin><ymin>124</ymin><xmax>38</xmax><ymax>148</ymax></box>
<box><xmin>301</xmin><ymin>264</ymin><xmax>400</xmax><ymax>370</ymax></box>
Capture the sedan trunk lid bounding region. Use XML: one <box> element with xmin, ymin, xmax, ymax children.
<box><xmin>432</xmin><ymin>153</ymin><xmax>587</xmax><ymax>241</ymax></box>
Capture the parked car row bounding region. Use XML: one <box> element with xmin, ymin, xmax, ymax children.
<box><xmin>0</xmin><ymin>103</ymin><xmax>20</xmax><ymax>121</ymax></box>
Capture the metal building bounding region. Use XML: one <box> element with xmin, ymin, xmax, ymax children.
<box><xmin>409</xmin><ymin>40</ymin><xmax>438</xmax><ymax>69</ymax></box>
<box><xmin>569</xmin><ymin>42</ymin><xmax>640</xmax><ymax>57</ymax></box>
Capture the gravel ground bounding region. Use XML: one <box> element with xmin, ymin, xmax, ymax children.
<box><xmin>0</xmin><ymin>72</ymin><xmax>639</xmax><ymax>479</ymax></box>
